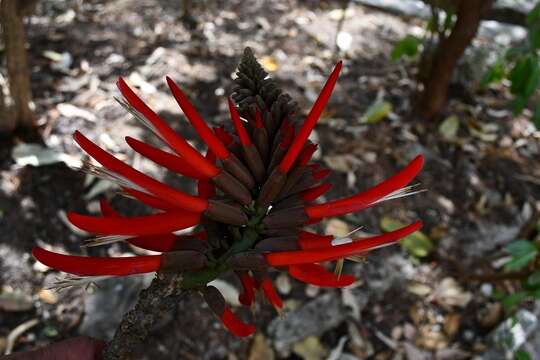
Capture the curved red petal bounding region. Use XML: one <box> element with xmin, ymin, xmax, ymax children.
<box><xmin>300</xmin><ymin>183</ymin><xmax>332</xmax><ymax>202</ymax></box>
<box><xmin>220</xmin><ymin>307</ymin><xmax>256</xmax><ymax>337</ymax></box>
<box><xmin>279</xmin><ymin>62</ymin><xmax>342</xmax><ymax>172</ymax></box>
<box><xmin>228</xmin><ymin>97</ymin><xmax>251</xmax><ymax>146</ymax></box>
<box><xmin>260</xmin><ymin>278</ymin><xmax>283</xmax><ymax>308</ymax></box>
<box><xmin>68</xmin><ymin>211</ymin><xmax>201</xmax><ymax>236</ymax></box>
<box><xmin>238</xmin><ymin>272</ymin><xmax>255</xmax><ymax>306</ymax></box>
<box><xmin>74</xmin><ymin>131</ymin><xmax>208</xmax><ymax>213</ymax></box>
<box><xmin>166</xmin><ymin>77</ymin><xmax>230</xmax><ymax>159</ymax></box>
<box><xmin>288</xmin><ymin>263</ymin><xmax>355</xmax><ymax>287</ymax></box>
<box><xmin>125</xmin><ymin>136</ymin><xmax>208</xmax><ymax>179</ymax></box>
<box><xmin>99</xmin><ymin>199</ymin><xmax>120</xmax><ymax>217</ymax></box>
<box><xmin>122</xmin><ymin>187</ymin><xmax>180</xmax><ymax>211</ymax></box>
<box><xmin>117</xmin><ymin>77</ymin><xmax>219</xmax><ymax>177</ymax></box>
<box><xmin>306</xmin><ymin>155</ymin><xmax>424</xmax><ymax>219</ymax></box>
<box><xmin>298</xmin><ymin>231</ymin><xmax>334</xmax><ymax>249</ymax></box>
<box><xmin>266</xmin><ymin>221</ymin><xmax>422</xmax><ymax>266</ymax></box>
<box><xmin>32</xmin><ymin>247</ymin><xmax>161</xmax><ymax>276</ymax></box>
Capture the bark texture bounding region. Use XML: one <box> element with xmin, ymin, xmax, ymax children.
<box><xmin>102</xmin><ymin>273</ymin><xmax>187</xmax><ymax>360</ymax></box>
<box><xmin>0</xmin><ymin>0</ymin><xmax>36</xmax><ymax>132</ymax></box>
<box><xmin>417</xmin><ymin>0</ymin><xmax>493</xmax><ymax>119</ymax></box>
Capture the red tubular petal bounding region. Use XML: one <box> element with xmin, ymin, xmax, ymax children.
<box><xmin>300</xmin><ymin>183</ymin><xmax>332</xmax><ymax>202</ymax></box>
<box><xmin>279</xmin><ymin>62</ymin><xmax>342</xmax><ymax>173</ymax></box>
<box><xmin>306</xmin><ymin>155</ymin><xmax>424</xmax><ymax>219</ymax></box>
<box><xmin>228</xmin><ymin>97</ymin><xmax>251</xmax><ymax>145</ymax></box>
<box><xmin>312</xmin><ymin>168</ymin><xmax>331</xmax><ymax>181</ymax></box>
<box><xmin>288</xmin><ymin>263</ymin><xmax>355</xmax><ymax>287</ymax></box>
<box><xmin>122</xmin><ymin>187</ymin><xmax>180</xmax><ymax>211</ymax></box>
<box><xmin>166</xmin><ymin>77</ymin><xmax>230</xmax><ymax>159</ymax></box>
<box><xmin>117</xmin><ymin>77</ymin><xmax>219</xmax><ymax>177</ymax></box>
<box><xmin>266</xmin><ymin>221</ymin><xmax>422</xmax><ymax>266</ymax></box>
<box><xmin>99</xmin><ymin>199</ymin><xmax>120</xmax><ymax>217</ymax></box>
<box><xmin>220</xmin><ymin>307</ymin><xmax>256</xmax><ymax>337</ymax></box>
<box><xmin>298</xmin><ymin>231</ymin><xmax>334</xmax><ymax>249</ymax></box>
<box><xmin>214</xmin><ymin>126</ymin><xmax>234</xmax><ymax>145</ymax></box>
<box><xmin>198</xmin><ymin>151</ymin><xmax>216</xmax><ymax>198</ymax></box>
<box><xmin>74</xmin><ymin>131</ymin><xmax>208</xmax><ymax>213</ymax></box>
<box><xmin>238</xmin><ymin>272</ymin><xmax>256</xmax><ymax>306</ymax></box>
<box><xmin>125</xmin><ymin>136</ymin><xmax>208</xmax><ymax>180</ymax></box>
<box><xmin>32</xmin><ymin>247</ymin><xmax>161</xmax><ymax>276</ymax></box>
<box><xmin>297</xmin><ymin>144</ymin><xmax>318</xmax><ymax>167</ymax></box>
<box><xmin>68</xmin><ymin>211</ymin><xmax>201</xmax><ymax>236</ymax></box>
<box><xmin>279</xmin><ymin>126</ymin><xmax>294</xmax><ymax>149</ymax></box>
<box><xmin>260</xmin><ymin>278</ymin><xmax>283</xmax><ymax>308</ymax></box>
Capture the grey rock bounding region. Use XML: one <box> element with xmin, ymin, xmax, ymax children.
<box><xmin>268</xmin><ymin>292</ymin><xmax>350</xmax><ymax>353</ymax></box>
<box><xmin>481</xmin><ymin>309</ymin><xmax>538</xmax><ymax>359</ymax></box>
<box><xmin>79</xmin><ymin>274</ymin><xmax>153</xmax><ymax>340</ymax></box>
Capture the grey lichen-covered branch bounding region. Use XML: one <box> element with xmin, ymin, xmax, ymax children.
<box><xmin>102</xmin><ymin>272</ymin><xmax>187</xmax><ymax>360</ymax></box>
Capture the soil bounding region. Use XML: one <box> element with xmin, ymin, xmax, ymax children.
<box><xmin>0</xmin><ymin>0</ymin><xmax>539</xmax><ymax>359</ymax></box>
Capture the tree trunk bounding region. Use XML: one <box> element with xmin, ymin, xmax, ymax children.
<box><xmin>0</xmin><ymin>0</ymin><xmax>35</xmax><ymax>132</ymax></box>
<box><xmin>416</xmin><ymin>0</ymin><xmax>493</xmax><ymax>119</ymax></box>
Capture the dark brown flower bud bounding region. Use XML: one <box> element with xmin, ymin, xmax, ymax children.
<box><xmin>221</xmin><ymin>153</ymin><xmax>256</xmax><ymax>189</ymax></box>
<box><xmin>226</xmin><ymin>252</ymin><xmax>268</xmax><ymax>271</ymax></box>
<box><xmin>277</xmin><ymin>165</ymin><xmax>309</xmax><ymax>200</ymax></box>
<box><xmin>170</xmin><ymin>237</ymin><xmax>211</xmax><ymax>253</ymax></box>
<box><xmin>206</xmin><ymin>200</ymin><xmax>248</xmax><ymax>226</ymax></box>
<box><xmin>257</xmin><ymin>167</ymin><xmax>287</xmax><ymax>208</ymax></box>
<box><xmin>202</xmin><ymin>285</ymin><xmax>226</xmax><ymax>315</ymax></box>
<box><xmin>212</xmin><ymin>170</ymin><xmax>252</xmax><ymax>205</ymax></box>
<box><xmin>255</xmin><ymin>236</ymin><xmax>299</xmax><ymax>252</ymax></box>
<box><xmin>271</xmin><ymin>195</ymin><xmax>304</xmax><ymax>211</ymax></box>
<box><xmin>263</xmin><ymin>206</ymin><xmax>309</xmax><ymax>229</ymax></box>
<box><xmin>261</xmin><ymin>227</ymin><xmax>299</xmax><ymax>237</ymax></box>
<box><xmin>242</xmin><ymin>143</ymin><xmax>265</xmax><ymax>183</ymax></box>
<box><xmin>253</xmin><ymin>127</ymin><xmax>269</xmax><ymax>163</ymax></box>
<box><xmin>160</xmin><ymin>250</ymin><xmax>207</xmax><ymax>272</ymax></box>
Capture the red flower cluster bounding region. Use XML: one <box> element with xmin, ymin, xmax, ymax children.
<box><xmin>33</xmin><ymin>49</ymin><xmax>423</xmax><ymax>337</ymax></box>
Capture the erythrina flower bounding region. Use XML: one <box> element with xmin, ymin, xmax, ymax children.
<box><xmin>33</xmin><ymin>48</ymin><xmax>424</xmax><ymax>337</ymax></box>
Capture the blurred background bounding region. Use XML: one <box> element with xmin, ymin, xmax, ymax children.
<box><xmin>0</xmin><ymin>0</ymin><xmax>540</xmax><ymax>359</ymax></box>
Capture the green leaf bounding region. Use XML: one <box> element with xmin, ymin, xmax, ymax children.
<box><xmin>529</xmin><ymin>25</ymin><xmax>540</xmax><ymax>50</ymax></box>
<box><xmin>527</xmin><ymin>270</ymin><xmax>540</xmax><ymax>287</ymax></box>
<box><xmin>502</xmin><ymin>291</ymin><xmax>528</xmax><ymax>312</ymax></box>
<box><xmin>380</xmin><ymin>216</ymin><xmax>434</xmax><ymax>257</ymax></box>
<box><xmin>511</xmin><ymin>95</ymin><xmax>528</xmax><ymax>115</ymax></box>
<box><xmin>522</xmin><ymin>58</ymin><xmax>540</xmax><ymax>97</ymax></box>
<box><xmin>360</xmin><ymin>100</ymin><xmax>392</xmax><ymax>124</ymax></box>
<box><xmin>533</xmin><ymin>288</ymin><xmax>540</xmax><ymax>299</ymax></box>
<box><xmin>505</xmin><ymin>240</ymin><xmax>537</xmax><ymax>257</ymax></box>
<box><xmin>516</xmin><ymin>350</ymin><xmax>532</xmax><ymax>360</ymax></box>
<box><xmin>504</xmin><ymin>240</ymin><xmax>538</xmax><ymax>271</ymax></box>
<box><xmin>480</xmin><ymin>60</ymin><xmax>506</xmax><ymax>87</ymax></box>
<box><xmin>391</xmin><ymin>35</ymin><xmax>421</xmax><ymax>61</ymax></box>
<box><xmin>527</xmin><ymin>3</ymin><xmax>540</xmax><ymax>26</ymax></box>
<box><xmin>509</xmin><ymin>57</ymin><xmax>533</xmax><ymax>95</ymax></box>
<box><xmin>533</xmin><ymin>100</ymin><xmax>540</xmax><ymax>129</ymax></box>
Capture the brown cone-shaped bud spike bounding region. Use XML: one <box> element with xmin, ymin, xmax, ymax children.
<box><xmin>272</xmin><ymin>194</ymin><xmax>303</xmax><ymax>211</ymax></box>
<box><xmin>277</xmin><ymin>165</ymin><xmax>309</xmax><ymax>199</ymax></box>
<box><xmin>257</xmin><ymin>167</ymin><xmax>287</xmax><ymax>208</ymax></box>
<box><xmin>267</xmin><ymin>144</ymin><xmax>287</xmax><ymax>172</ymax></box>
<box><xmin>221</xmin><ymin>153</ymin><xmax>255</xmax><ymax>189</ymax></box>
<box><xmin>263</xmin><ymin>206</ymin><xmax>309</xmax><ymax>229</ymax></box>
<box><xmin>242</xmin><ymin>143</ymin><xmax>265</xmax><ymax>183</ymax></box>
<box><xmin>226</xmin><ymin>252</ymin><xmax>268</xmax><ymax>271</ymax></box>
<box><xmin>202</xmin><ymin>285</ymin><xmax>226</xmax><ymax>315</ymax></box>
<box><xmin>160</xmin><ymin>250</ymin><xmax>207</xmax><ymax>272</ymax></box>
<box><xmin>255</xmin><ymin>236</ymin><xmax>300</xmax><ymax>252</ymax></box>
<box><xmin>206</xmin><ymin>200</ymin><xmax>248</xmax><ymax>226</ymax></box>
<box><xmin>253</xmin><ymin>127</ymin><xmax>269</xmax><ymax>163</ymax></box>
<box><xmin>288</xmin><ymin>172</ymin><xmax>320</xmax><ymax>195</ymax></box>
<box><xmin>212</xmin><ymin>170</ymin><xmax>252</xmax><ymax>205</ymax></box>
